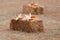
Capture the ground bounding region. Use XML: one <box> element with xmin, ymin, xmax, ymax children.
<box><xmin>0</xmin><ymin>0</ymin><xmax>60</xmax><ymax>40</ymax></box>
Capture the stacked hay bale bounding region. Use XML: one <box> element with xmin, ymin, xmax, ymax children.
<box><xmin>22</xmin><ymin>2</ymin><xmax>44</xmax><ymax>14</ymax></box>
<box><xmin>10</xmin><ymin>17</ymin><xmax>44</xmax><ymax>32</ymax></box>
<box><xmin>10</xmin><ymin>2</ymin><xmax>44</xmax><ymax>33</ymax></box>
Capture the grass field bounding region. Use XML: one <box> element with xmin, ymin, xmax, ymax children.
<box><xmin>0</xmin><ymin>0</ymin><xmax>60</xmax><ymax>40</ymax></box>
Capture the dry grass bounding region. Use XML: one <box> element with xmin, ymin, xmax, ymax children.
<box><xmin>0</xmin><ymin>0</ymin><xmax>60</xmax><ymax>40</ymax></box>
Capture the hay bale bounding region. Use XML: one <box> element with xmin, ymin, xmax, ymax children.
<box><xmin>22</xmin><ymin>3</ymin><xmax>44</xmax><ymax>14</ymax></box>
<box><xmin>10</xmin><ymin>18</ymin><xmax>44</xmax><ymax>32</ymax></box>
<box><xmin>10</xmin><ymin>19</ymin><xmax>17</xmax><ymax>30</ymax></box>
